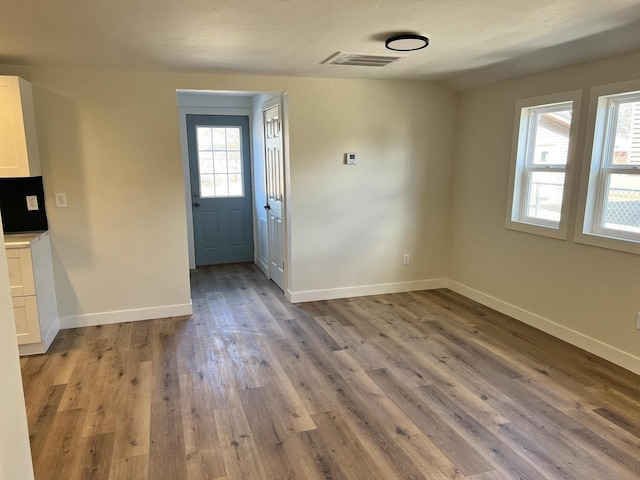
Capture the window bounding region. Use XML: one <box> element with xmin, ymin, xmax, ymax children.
<box><xmin>196</xmin><ymin>126</ymin><xmax>244</xmax><ymax>198</ymax></box>
<box><xmin>506</xmin><ymin>91</ymin><xmax>582</xmax><ymax>239</ymax></box>
<box><xmin>577</xmin><ymin>83</ymin><xmax>640</xmax><ymax>254</ymax></box>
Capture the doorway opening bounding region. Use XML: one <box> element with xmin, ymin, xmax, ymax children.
<box><xmin>176</xmin><ymin>90</ymin><xmax>290</xmax><ymax>292</ymax></box>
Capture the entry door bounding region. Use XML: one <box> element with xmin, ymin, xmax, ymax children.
<box><xmin>187</xmin><ymin>115</ymin><xmax>254</xmax><ymax>266</ymax></box>
<box><xmin>263</xmin><ymin>103</ymin><xmax>285</xmax><ymax>290</ymax></box>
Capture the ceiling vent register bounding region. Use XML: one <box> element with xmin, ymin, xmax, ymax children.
<box><xmin>323</xmin><ymin>52</ymin><xmax>404</xmax><ymax>67</ymax></box>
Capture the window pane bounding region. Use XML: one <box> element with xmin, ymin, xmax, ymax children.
<box><xmin>229</xmin><ymin>174</ymin><xmax>243</xmax><ymax>196</ymax></box>
<box><xmin>212</xmin><ymin>128</ymin><xmax>226</xmax><ymax>150</ymax></box>
<box><xmin>198</xmin><ymin>151</ymin><xmax>213</xmax><ymax>174</ymax></box>
<box><xmin>200</xmin><ymin>174</ymin><xmax>215</xmax><ymax>198</ymax></box>
<box><xmin>526</xmin><ymin>171</ymin><xmax>565</xmax><ymax>222</ymax></box>
<box><xmin>214</xmin><ymin>174</ymin><xmax>229</xmax><ymax>196</ymax></box>
<box><xmin>197</xmin><ymin>127</ymin><xmax>213</xmax><ymax>150</ymax></box>
<box><xmin>214</xmin><ymin>152</ymin><xmax>227</xmax><ymax>174</ymax></box>
<box><xmin>195</xmin><ymin>125</ymin><xmax>244</xmax><ymax>198</ymax></box>
<box><xmin>603</xmin><ymin>174</ymin><xmax>640</xmax><ymax>233</ymax></box>
<box><xmin>612</xmin><ymin>100</ymin><xmax>640</xmax><ymax>166</ymax></box>
<box><xmin>226</xmin><ymin>128</ymin><xmax>240</xmax><ymax>151</ymax></box>
<box><xmin>531</xmin><ymin>109</ymin><xmax>571</xmax><ymax>165</ymax></box>
<box><xmin>228</xmin><ymin>151</ymin><xmax>241</xmax><ymax>173</ymax></box>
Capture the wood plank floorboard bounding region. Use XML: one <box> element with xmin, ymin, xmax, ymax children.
<box><xmin>21</xmin><ymin>263</ymin><xmax>640</xmax><ymax>479</ymax></box>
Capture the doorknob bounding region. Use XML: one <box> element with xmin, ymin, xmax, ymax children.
<box><xmin>264</xmin><ymin>204</ymin><xmax>271</xmax><ymax>210</ymax></box>
<box><xmin>194</xmin><ymin>202</ymin><xmax>200</xmax><ymax>208</ymax></box>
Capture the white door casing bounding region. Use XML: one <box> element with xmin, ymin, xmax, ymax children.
<box><xmin>263</xmin><ymin>100</ymin><xmax>285</xmax><ymax>291</ymax></box>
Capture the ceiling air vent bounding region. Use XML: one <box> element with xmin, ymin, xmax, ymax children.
<box><xmin>323</xmin><ymin>52</ymin><xmax>404</xmax><ymax>67</ymax></box>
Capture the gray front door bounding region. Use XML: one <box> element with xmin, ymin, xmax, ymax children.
<box><xmin>187</xmin><ymin>115</ymin><xmax>254</xmax><ymax>266</ymax></box>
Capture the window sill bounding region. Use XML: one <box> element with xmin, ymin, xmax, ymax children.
<box><xmin>505</xmin><ymin>220</ymin><xmax>567</xmax><ymax>240</ymax></box>
<box><xmin>574</xmin><ymin>231</ymin><xmax>640</xmax><ymax>255</ymax></box>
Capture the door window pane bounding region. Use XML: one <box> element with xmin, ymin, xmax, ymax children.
<box><xmin>214</xmin><ymin>151</ymin><xmax>227</xmax><ymax>174</ymax></box>
<box><xmin>199</xmin><ymin>151</ymin><xmax>213</xmax><ymax>174</ymax></box>
<box><xmin>227</xmin><ymin>129</ymin><xmax>240</xmax><ymax>150</ymax></box>
<box><xmin>196</xmin><ymin>126</ymin><xmax>244</xmax><ymax>197</ymax></box>
<box><xmin>228</xmin><ymin>152</ymin><xmax>241</xmax><ymax>173</ymax></box>
<box><xmin>212</xmin><ymin>128</ymin><xmax>226</xmax><ymax>150</ymax></box>
<box><xmin>200</xmin><ymin>174</ymin><xmax>215</xmax><ymax>198</ymax></box>
<box><xmin>197</xmin><ymin>128</ymin><xmax>213</xmax><ymax>150</ymax></box>
<box><xmin>214</xmin><ymin>175</ymin><xmax>229</xmax><ymax>196</ymax></box>
<box><xmin>229</xmin><ymin>174</ymin><xmax>242</xmax><ymax>196</ymax></box>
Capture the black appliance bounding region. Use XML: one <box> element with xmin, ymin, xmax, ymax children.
<box><xmin>0</xmin><ymin>176</ymin><xmax>48</xmax><ymax>233</ymax></box>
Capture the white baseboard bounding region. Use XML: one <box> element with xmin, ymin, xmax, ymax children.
<box><xmin>43</xmin><ymin>320</ymin><xmax>60</xmax><ymax>350</ymax></box>
<box><xmin>60</xmin><ymin>302</ymin><xmax>193</xmax><ymax>329</ymax></box>
<box><xmin>285</xmin><ymin>289</ymin><xmax>294</xmax><ymax>302</ymax></box>
<box><xmin>19</xmin><ymin>342</ymin><xmax>47</xmax><ymax>356</ymax></box>
<box><xmin>446</xmin><ymin>280</ymin><xmax>640</xmax><ymax>376</ymax></box>
<box><xmin>289</xmin><ymin>278</ymin><xmax>447</xmax><ymax>304</ymax></box>
<box><xmin>256</xmin><ymin>259</ymin><xmax>269</xmax><ymax>277</ymax></box>
<box><xmin>18</xmin><ymin>320</ymin><xmax>60</xmax><ymax>356</ymax></box>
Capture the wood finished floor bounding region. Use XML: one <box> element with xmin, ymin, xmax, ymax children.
<box><xmin>21</xmin><ymin>264</ymin><xmax>640</xmax><ymax>480</ymax></box>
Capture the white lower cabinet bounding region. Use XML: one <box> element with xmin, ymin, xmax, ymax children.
<box><xmin>5</xmin><ymin>231</ymin><xmax>59</xmax><ymax>355</ymax></box>
<box><xmin>12</xmin><ymin>296</ymin><xmax>39</xmax><ymax>345</ymax></box>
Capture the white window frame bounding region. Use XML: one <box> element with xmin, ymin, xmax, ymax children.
<box><xmin>196</xmin><ymin>125</ymin><xmax>245</xmax><ymax>199</ymax></box>
<box><xmin>576</xmin><ymin>80</ymin><xmax>640</xmax><ymax>255</ymax></box>
<box><xmin>505</xmin><ymin>91</ymin><xmax>582</xmax><ymax>239</ymax></box>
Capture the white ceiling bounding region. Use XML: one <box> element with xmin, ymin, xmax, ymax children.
<box><xmin>2</xmin><ymin>0</ymin><xmax>640</xmax><ymax>89</ymax></box>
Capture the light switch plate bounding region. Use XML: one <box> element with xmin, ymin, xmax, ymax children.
<box><xmin>55</xmin><ymin>192</ymin><xmax>68</xmax><ymax>208</ymax></box>
<box><xmin>26</xmin><ymin>195</ymin><xmax>39</xmax><ymax>211</ymax></box>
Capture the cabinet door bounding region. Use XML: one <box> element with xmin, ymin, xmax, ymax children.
<box><xmin>0</xmin><ymin>76</ymin><xmax>41</xmax><ymax>177</ymax></box>
<box><xmin>13</xmin><ymin>296</ymin><xmax>41</xmax><ymax>345</ymax></box>
<box><xmin>6</xmin><ymin>248</ymin><xmax>36</xmax><ymax>297</ymax></box>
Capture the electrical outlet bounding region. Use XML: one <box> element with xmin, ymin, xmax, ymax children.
<box><xmin>55</xmin><ymin>192</ymin><xmax>68</xmax><ymax>208</ymax></box>
<box><xmin>403</xmin><ymin>254</ymin><xmax>410</xmax><ymax>265</ymax></box>
<box><xmin>636</xmin><ymin>312</ymin><xmax>640</xmax><ymax>330</ymax></box>
<box><xmin>26</xmin><ymin>195</ymin><xmax>39</xmax><ymax>211</ymax></box>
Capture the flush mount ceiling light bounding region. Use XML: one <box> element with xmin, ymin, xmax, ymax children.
<box><xmin>385</xmin><ymin>34</ymin><xmax>429</xmax><ymax>52</ymax></box>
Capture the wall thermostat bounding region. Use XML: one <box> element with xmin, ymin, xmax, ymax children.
<box><xmin>345</xmin><ymin>152</ymin><xmax>357</xmax><ymax>165</ymax></box>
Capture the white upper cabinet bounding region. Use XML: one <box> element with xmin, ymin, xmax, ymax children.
<box><xmin>0</xmin><ymin>76</ymin><xmax>41</xmax><ymax>177</ymax></box>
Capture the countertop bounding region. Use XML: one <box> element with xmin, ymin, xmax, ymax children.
<box><xmin>4</xmin><ymin>231</ymin><xmax>48</xmax><ymax>249</ymax></box>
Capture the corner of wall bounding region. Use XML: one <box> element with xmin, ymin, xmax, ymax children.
<box><xmin>444</xmin><ymin>88</ymin><xmax>465</xmax><ymax>280</ymax></box>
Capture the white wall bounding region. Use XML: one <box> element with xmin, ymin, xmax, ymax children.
<box><xmin>288</xmin><ymin>79</ymin><xmax>455</xmax><ymax>298</ymax></box>
<box><xmin>0</xmin><ymin>65</ymin><xmax>457</xmax><ymax>324</ymax></box>
<box><xmin>0</xmin><ymin>219</ymin><xmax>35</xmax><ymax>480</ymax></box>
<box><xmin>448</xmin><ymin>50</ymin><xmax>640</xmax><ymax>373</ymax></box>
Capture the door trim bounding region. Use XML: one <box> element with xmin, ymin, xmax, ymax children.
<box><xmin>176</xmin><ymin>91</ymin><xmax>291</xmax><ymax>295</ymax></box>
<box><xmin>282</xmin><ymin>93</ymin><xmax>293</xmax><ymax>295</ymax></box>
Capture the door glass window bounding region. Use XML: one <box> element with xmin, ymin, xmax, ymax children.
<box><xmin>196</xmin><ymin>126</ymin><xmax>244</xmax><ymax>198</ymax></box>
